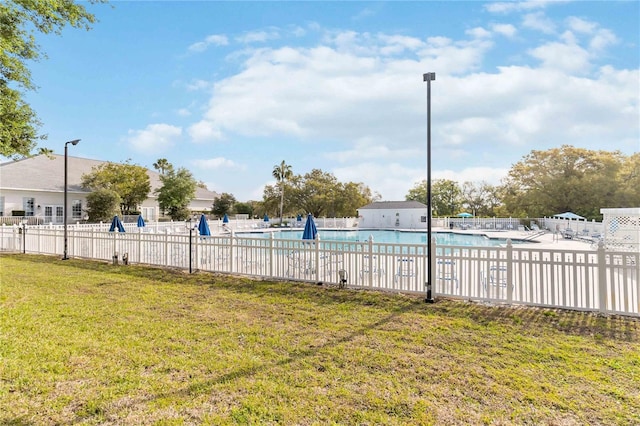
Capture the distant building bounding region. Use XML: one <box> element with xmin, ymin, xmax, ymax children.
<box><xmin>357</xmin><ymin>201</ymin><xmax>428</xmax><ymax>229</ymax></box>
<box><xmin>0</xmin><ymin>154</ymin><xmax>218</xmax><ymax>223</ymax></box>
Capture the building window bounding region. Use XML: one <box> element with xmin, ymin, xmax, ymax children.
<box><xmin>421</xmin><ymin>216</ymin><xmax>427</xmax><ymax>223</ymax></box>
<box><xmin>0</xmin><ymin>196</ymin><xmax>4</xmax><ymax>216</ymax></box>
<box><xmin>72</xmin><ymin>200</ymin><xmax>82</xmax><ymax>219</ymax></box>
<box><xmin>23</xmin><ymin>197</ymin><xmax>35</xmax><ymax>216</ymax></box>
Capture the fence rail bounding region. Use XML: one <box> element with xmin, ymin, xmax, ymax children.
<box><xmin>1</xmin><ymin>226</ymin><xmax>637</xmax><ymax>317</ymax></box>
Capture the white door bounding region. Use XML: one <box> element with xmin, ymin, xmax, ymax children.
<box><xmin>44</xmin><ymin>205</ymin><xmax>64</xmax><ymax>224</ymax></box>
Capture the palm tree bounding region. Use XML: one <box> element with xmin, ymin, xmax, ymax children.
<box><xmin>153</xmin><ymin>158</ymin><xmax>173</xmax><ymax>175</ymax></box>
<box><xmin>272</xmin><ymin>160</ymin><xmax>293</xmax><ymax>225</ymax></box>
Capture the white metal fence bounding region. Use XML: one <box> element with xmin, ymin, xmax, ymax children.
<box><xmin>2</xmin><ymin>226</ymin><xmax>637</xmax><ymax>317</ymax></box>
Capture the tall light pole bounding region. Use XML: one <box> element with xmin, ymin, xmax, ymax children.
<box><xmin>423</xmin><ymin>72</ymin><xmax>435</xmax><ymax>303</ymax></box>
<box><xmin>63</xmin><ymin>139</ymin><xmax>81</xmax><ymax>260</ymax></box>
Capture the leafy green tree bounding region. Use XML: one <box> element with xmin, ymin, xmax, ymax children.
<box><xmin>81</xmin><ymin>161</ymin><xmax>151</xmax><ymax>215</ymax></box>
<box><xmin>289</xmin><ymin>169</ymin><xmax>338</xmax><ymax>217</ymax></box>
<box><xmin>406</xmin><ymin>179</ymin><xmax>461</xmax><ymax>216</ymax></box>
<box><xmin>260</xmin><ymin>184</ymin><xmax>281</xmax><ymax>218</ymax></box>
<box><xmin>0</xmin><ymin>0</ymin><xmax>103</xmax><ymax>158</ymax></box>
<box><xmin>234</xmin><ymin>202</ymin><xmax>253</xmax><ymax>216</ymax></box>
<box><xmin>85</xmin><ymin>189</ymin><xmax>121</xmax><ymax>222</ymax></box>
<box><xmin>156</xmin><ymin>167</ymin><xmax>197</xmax><ymax>220</ymax></box>
<box><xmin>212</xmin><ymin>193</ymin><xmax>237</xmax><ymax>217</ymax></box>
<box><xmin>272</xmin><ymin>160</ymin><xmax>293</xmax><ymax>223</ymax></box>
<box><xmin>335</xmin><ymin>182</ymin><xmax>374</xmax><ymax>217</ymax></box>
<box><xmin>262</xmin><ymin>168</ymin><xmax>374</xmax><ymax>218</ymax></box>
<box><xmin>501</xmin><ymin>145</ymin><xmax>624</xmax><ymax>219</ymax></box>
<box><xmin>460</xmin><ymin>181</ymin><xmax>499</xmax><ymax>217</ymax></box>
<box><xmin>616</xmin><ymin>152</ymin><xmax>640</xmax><ymax>207</ymax></box>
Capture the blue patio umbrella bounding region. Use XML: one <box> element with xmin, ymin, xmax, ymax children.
<box><xmin>137</xmin><ymin>215</ymin><xmax>146</xmax><ymax>227</ymax></box>
<box><xmin>296</xmin><ymin>214</ymin><xmax>302</xmax><ymax>222</ymax></box>
<box><xmin>302</xmin><ymin>213</ymin><xmax>318</xmax><ymax>241</ymax></box>
<box><xmin>263</xmin><ymin>213</ymin><xmax>269</xmax><ymax>222</ymax></box>
<box><xmin>222</xmin><ymin>213</ymin><xmax>229</xmax><ymax>223</ymax></box>
<box><xmin>457</xmin><ymin>212</ymin><xmax>474</xmax><ymax>218</ymax></box>
<box><xmin>109</xmin><ymin>215</ymin><xmax>126</xmax><ymax>232</ymax></box>
<box><xmin>198</xmin><ymin>214</ymin><xmax>211</xmax><ymax>237</ymax></box>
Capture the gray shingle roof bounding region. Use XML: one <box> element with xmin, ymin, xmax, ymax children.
<box><xmin>0</xmin><ymin>154</ymin><xmax>218</xmax><ymax>200</ymax></box>
<box><xmin>358</xmin><ymin>201</ymin><xmax>427</xmax><ymax>210</ymax></box>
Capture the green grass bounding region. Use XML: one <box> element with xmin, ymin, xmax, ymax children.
<box><xmin>1</xmin><ymin>254</ymin><xmax>639</xmax><ymax>425</ymax></box>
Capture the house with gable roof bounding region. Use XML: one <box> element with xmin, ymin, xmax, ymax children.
<box><xmin>357</xmin><ymin>201</ymin><xmax>428</xmax><ymax>229</ymax></box>
<box><xmin>0</xmin><ymin>154</ymin><xmax>218</xmax><ymax>223</ymax></box>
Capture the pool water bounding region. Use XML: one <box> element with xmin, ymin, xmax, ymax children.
<box><xmin>239</xmin><ymin>229</ymin><xmax>524</xmax><ymax>247</ymax></box>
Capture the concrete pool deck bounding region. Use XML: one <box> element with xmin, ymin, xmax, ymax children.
<box><xmin>429</xmin><ymin>226</ymin><xmax>596</xmax><ymax>251</ymax></box>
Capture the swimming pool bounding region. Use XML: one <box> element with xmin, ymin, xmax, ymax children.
<box><xmin>238</xmin><ymin>229</ymin><xmax>525</xmax><ymax>247</ymax></box>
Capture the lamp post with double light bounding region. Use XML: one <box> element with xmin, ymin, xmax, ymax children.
<box><xmin>63</xmin><ymin>139</ymin><xmax>81</xmax><ymax>260</ymax></box>
<box><xmin>423</xmin><ymin>72</ymin><xmax>435</xmax><ymax>303</ymax></box>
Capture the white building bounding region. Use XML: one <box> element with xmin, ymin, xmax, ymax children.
<box><xmin>0</xmin><ymin>154</ymin><xmax>218</xmax><ymax>223</ymax></box>
<box><xmin>357</xmin><ymin>201</ymin><xmax>428</xmax><ymax>229</ymax></box>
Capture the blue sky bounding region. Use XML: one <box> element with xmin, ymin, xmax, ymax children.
<box><xmin>20</xmin><ymin>0</ymin><xmax>640</xmax><ymax>202</ymax></box>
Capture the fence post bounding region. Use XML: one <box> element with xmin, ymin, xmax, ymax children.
<box><xmin>367</xmin><ymin>235</ymin><xmax>374</xmax><ymax>288</ymax></box>
<box><xmin>597</xmin><ymin>240</ymin><xmax>607</xmax><ymax>313</ymax></box>
<box><xmin>506</xmin><ymin>239</ymin><xmax>513</xmax><ymax>303</ymax></box>
<box><xmin>429</xmin><ymin>236</ymin><xmax>437</xmax><ymax>297</ymax></box>
<box><xmin>229</xmin><ymin>232</ymin><xmax>235</xmax><ymax>273</ymax></box>
<box><xmin>314</xmin><ymin>233</ymin><xmax>321</xmax><ymax>284</ymax></box>
<box><xmin>137</xmin><ymin>228</ymin><xmax>142</xmax><ymax>264</ymax></box>
<box><xmin>269</xmin><ymin>233</ymin><xmax>275</xmax><ymax>277</ymax></box>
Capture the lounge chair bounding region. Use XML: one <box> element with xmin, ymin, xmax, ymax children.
<box><xmin>360</xmin><ymin>255</ymin><xmax>384</xmax><ymax>278</ymax></box>
<box><xmin>482</xmin><ymin>265</ymin><xmax>509</xmax><ymax>290</ymax></box>
<box><xmin>437</xmin><ymin>259</ymin><xmax>458</xmax><ymax>288</ymax></box>
<box><xmin>394</xmin><ymin>258</ymin><xmax>416</xmax><ymax>283</ymax></box>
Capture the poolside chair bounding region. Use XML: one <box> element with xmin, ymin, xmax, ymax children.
<box><xmin>482</xmin><ymin>265</ymin><xmax>509</xmax><ymax>290</ymax></box>
<box><xmin>394</xmin><ymin>258</ymin><xmax>416</xmax><ymax>283</ymax></box>
<box><xmin>360</xmin><ymin>254</ymin><xmax>384</xmax><ymax>278</ymax></box>
<box><xmin>437</xmin><ymin>259</ymin><xmax>458</xmax><ymax>288</ymax></box>
<box><xmin>286</xmin><ymin>251</ymin><xmax>314</xmax><ymax>278</ymax></box>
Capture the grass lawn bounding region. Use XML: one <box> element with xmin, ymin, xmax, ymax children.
<box><xmin>1</xmin><ymin>254</ymin><xmax>639</xmax><ymax>425</ymax></box>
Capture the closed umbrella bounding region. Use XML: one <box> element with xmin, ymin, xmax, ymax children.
<box><xmin>109</xmin><ymin>215</ymin><xmax>126</xmax><ymax>232</ymax></box>
<box><xmin>263</xmin><ymin>214</ymin><xmax>269</xmax><ymax>222</ymax></box>
<box><xmin>137</xmin><ymin>215</ymin><xmax>145</xmax><ymax>228</ymax></box>
<box><xmin>302</xmin><ymin>213</ymin><xmax>318</xmax><ymax>241</ymax></box>
<box><xmin>222</xmin><ymin>213</ymin><xmax>229</xmax><ymax>224</ymax></box>
<box><xmin>198</xmin><ymin>214</ymin><xmax>211</xmax><ymax>237</ymax></box>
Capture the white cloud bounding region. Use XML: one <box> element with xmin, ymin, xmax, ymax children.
<box><xmin>180</xmin><ymin>23</ymin><xmax>637</xmax><ymax>200</ymax></box>
<box><xmin>192</xmin><ymin>157</ymin><xmax>244</xmax><ymax>170</ymax></box>
<box><xmin>186</xmin><ymin>79</ymin><xmax>212</xmax><ymax>92</ymax></box>
<box><xmin>177</xmin><ymin>108</ymin><xmax>191</xmax><ymax>117</ymax></box>
<box><xmin>188</xmin><ymin>120</ymin><xmax>223</xmax><ymax>142</ymax></box>
<box><xmin>565</xmin><ymin>17</ymin><xmax>597</xmax><ymax>34</ymax></box>
<box><xmin>466</xmin><ymin>27</ymin><xmax>492</xmax><ymax>39</ymax></box>
<box><xmin>236</xmin><ymin>29</ymin><xmax>280</xmax><ymax>44</ymax></box>
<box><xmin>126</xmin><ymin>124</ymin><xmax>182</xmax><ymax>152</ymax></box>
<box><xmin>528</xmin><ymin>39</ymin><xmax>590</xmax><ymax>73</ymax></box>
<box><xmin>589</xmin><ymin>28</ymin><xmax>618</xmax><ymax>52</ymax></box>
<box><xmin>522</xmin><ymin>12</ymin><xmax>556</xmax><ymax>34</ymax></box>
<box><xmin>188</xmin><ymin>34</ymin><xmax>228</xmax><ymax>53</ymax></box>
<box><xmin>491</xmin><ymin>23</ymin><xmax>517</xmax><ymax>38</ymax></box>
<box><xmin>485</xmin><ymin>1</ymin><xmax>562</xmax><ymax>14</ymax></box>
